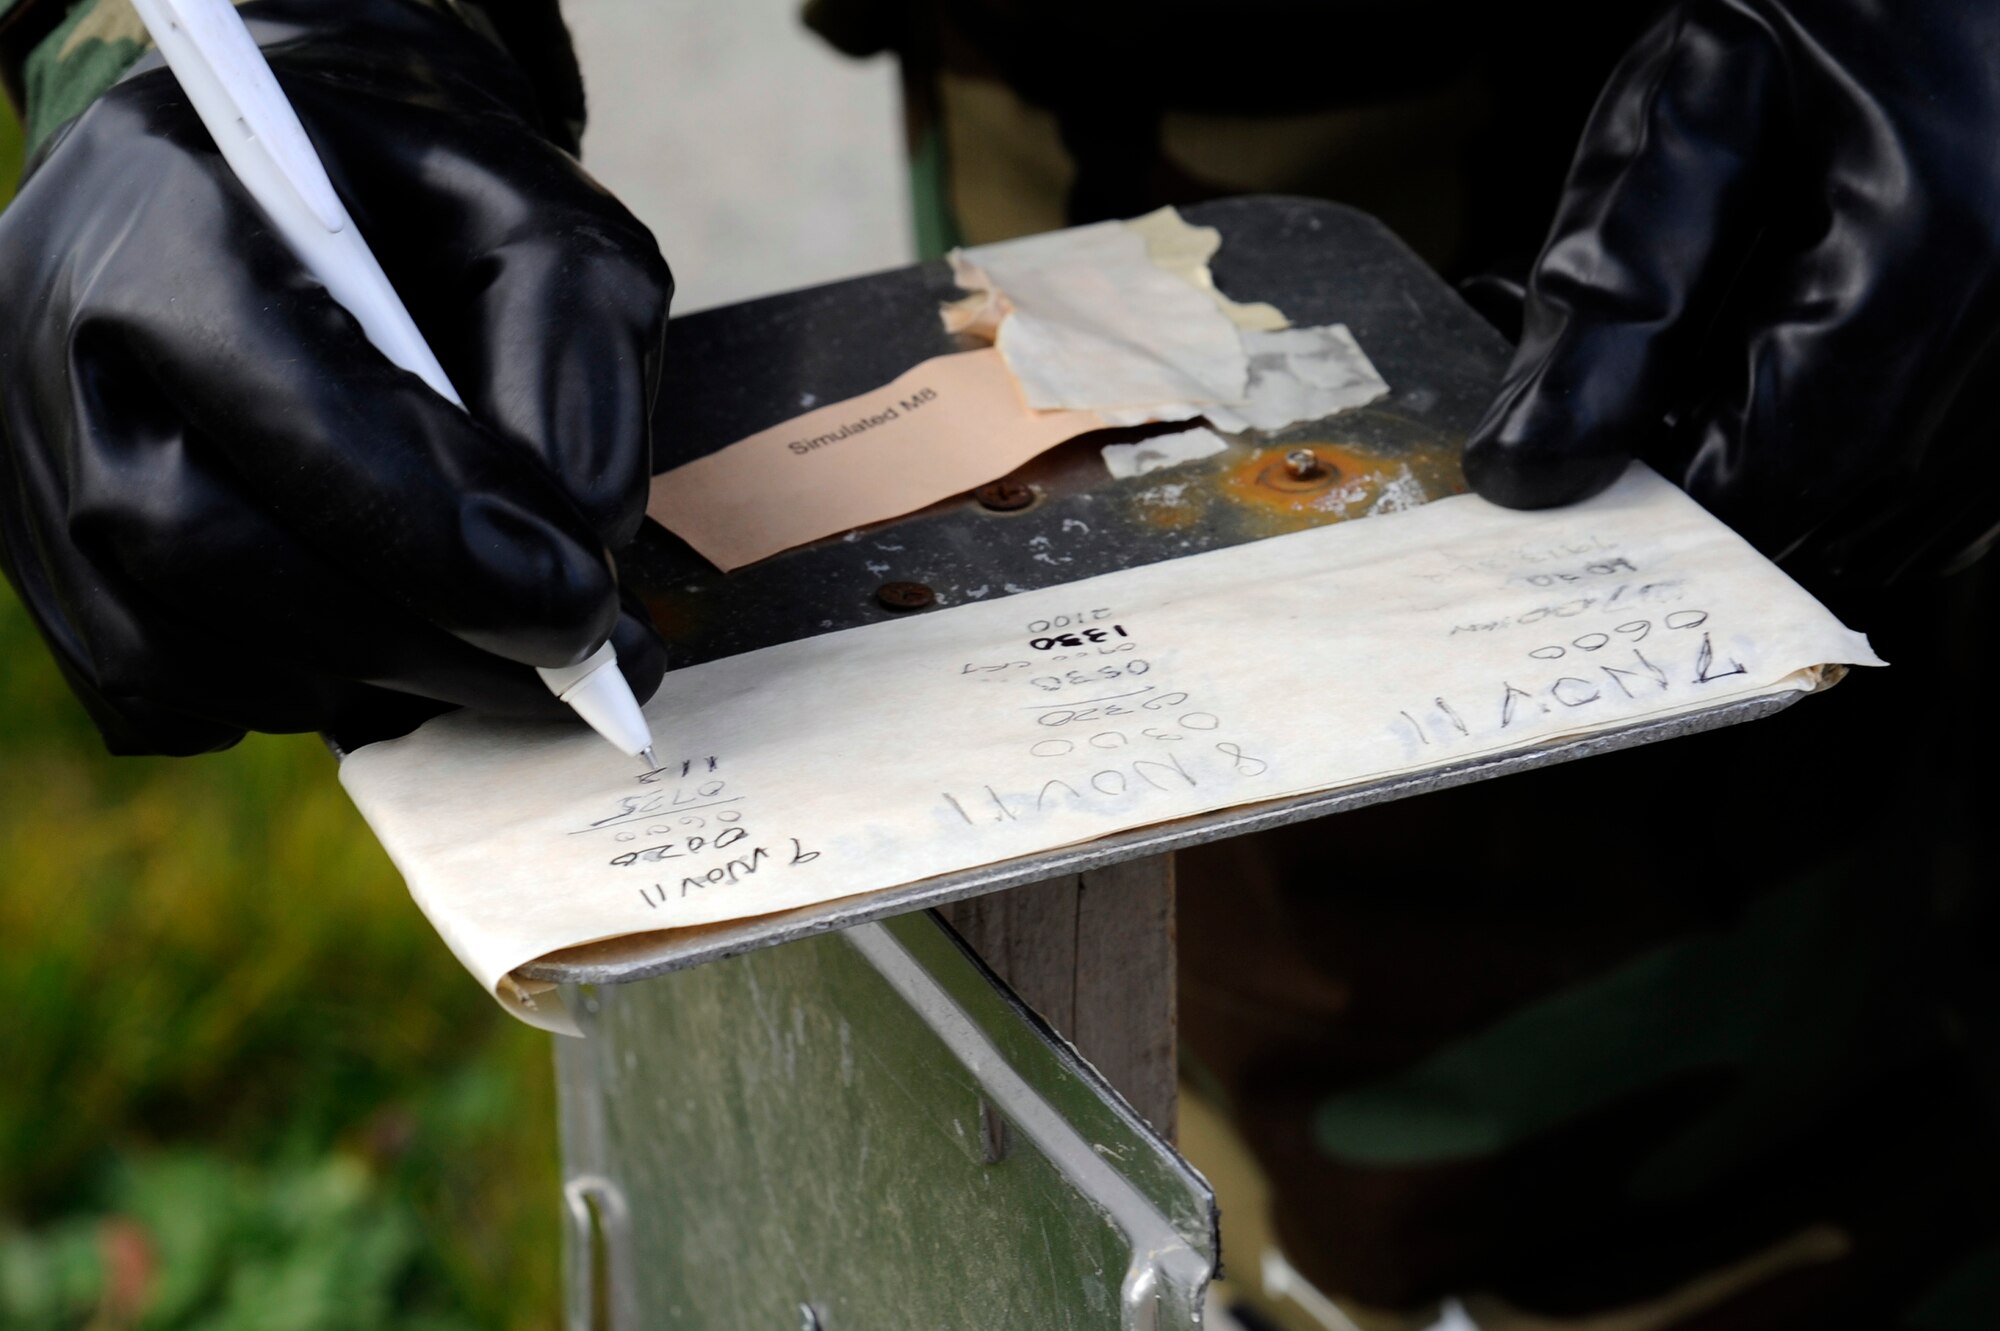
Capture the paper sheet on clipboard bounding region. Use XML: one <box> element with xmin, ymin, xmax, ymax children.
<box><xmin>342</xmin><ymin>466</ymin><xmax>1882</xmax><ymax>1032</ymax></box>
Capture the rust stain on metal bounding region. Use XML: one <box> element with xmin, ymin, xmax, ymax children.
<box><xmin>1119</xmin><ymin>438</ymin><xmax>1446</xmax><ymax>538</ymax></box>
<box><xmin>1225</xmin><ymin>443</ymin><xmax>1379</xmax><ymax>512</ymax></box>
<box><xmin>1211</xmin><ymin>441</ymin><xmax>1452</xmax><ymax>535</ymax></box>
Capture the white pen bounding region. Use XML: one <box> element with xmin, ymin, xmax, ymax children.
<box><xmin>130</xmin><ymin>0</ymin><xmax>658</xmax><ymax>770</ymax></box>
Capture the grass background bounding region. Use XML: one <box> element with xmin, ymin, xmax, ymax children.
<box><xmin>0</xmin><ymin>105</ymin><xmax>561</xmax><ymax>1330</ymax></box>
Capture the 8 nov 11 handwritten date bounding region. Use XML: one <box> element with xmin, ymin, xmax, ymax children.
<box><xmin>942</xmin><ymin>607</ymin><xmax>1275</xmax><ymax>828</ymax></box>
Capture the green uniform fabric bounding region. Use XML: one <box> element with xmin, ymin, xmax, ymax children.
<box><xmin>20</xmin><ymin>0</ymin><xmax>147</xmax><ymax>149</ymax></box>
<box><xmin>0</xmin><ymin>0</ymin><xmax>585</xmax><ymax>157</ymax></box>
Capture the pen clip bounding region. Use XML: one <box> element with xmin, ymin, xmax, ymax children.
<box><xmin>149</xmin><ymin>0</ymin><xmax>348</xmax><ymax>234</ymax></box>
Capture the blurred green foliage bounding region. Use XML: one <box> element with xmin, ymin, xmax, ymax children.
<box><xmin>0</xmin><ymin>103</ymin><xmax>560</xmax><ymax>1330</ymax></box>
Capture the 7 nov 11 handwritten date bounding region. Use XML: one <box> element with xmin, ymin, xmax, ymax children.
<box><xmin>567</xmin><ymin>760</ymin><xmax>824</xmax><ymax>912</ymax></box>
<box><xmin>1395</xmin><ymin>610</ymin><xmax>1750</xmax><ymax>747</ymax></box>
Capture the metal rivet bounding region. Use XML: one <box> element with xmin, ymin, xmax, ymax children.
<box><xmin>1258</xmin><ymin>448</ymin><xmax>1341</xmax><ymax>494</ymax></box>
<box><xmin>875</xmin><ymin>581</ymin><xmax>935</xmax><ymax>611</ymax></box>
<box><xmin>1284</xmin><ymin>448</ymin><xmax>1325</xmax><ymax>480</ymax></box>
<box><xmin>975</xmin><ymin>480</ymin><xmax>1037</xmax><ymax>512</ymax></box>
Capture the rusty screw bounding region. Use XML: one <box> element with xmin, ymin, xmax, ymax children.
<box><xmin>1284</xmin><ymin>448</ymin><xmax>1326</xmax><ymax>480</ymax></box>
<box><xmin>876</xmin><ymin>580</ymin><xmax>935</xmax><ymax>611</ymax></box>
<box><xmin>974</xmin><ymin>479</ymin><xmax>1036</xmax><ymax>512</ymax></box>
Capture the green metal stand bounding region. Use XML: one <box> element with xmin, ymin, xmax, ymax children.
<box><xmin>555</xmin><ymin>902</ymin><xmax>1214</xmax><ymax>1330</ymax></box>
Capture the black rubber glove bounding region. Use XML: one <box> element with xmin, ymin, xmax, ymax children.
<box><xmin>1463</xmin><ymin>0</ymin><xmax>2000</xmax><ymax>590</ymax></box>
<box><xmin>0</xmin><ymin>0</ymin><xmax>670</xmax><ymax>755</ymax></box>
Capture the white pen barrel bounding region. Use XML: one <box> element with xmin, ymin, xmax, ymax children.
<box><xmin>132</xmin><ymin>0</ymin><xmax>463</xmax><ymax>406</ymax></box>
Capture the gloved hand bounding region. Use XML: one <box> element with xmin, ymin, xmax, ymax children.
<box><xmin>0</xmin><ymin>0</ymin><xmax>670</xmax><ymax>755</ymax></box>
<box><xmin>1463</xmin><ymin>0</ymin><xmax>2000</xmax><ymax>590</ymax></box>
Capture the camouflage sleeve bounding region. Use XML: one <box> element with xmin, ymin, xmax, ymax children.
<box><xmin>0</xmin><ymin>0</ymin><xmax>580</xmax><ymax>158</ymax></box>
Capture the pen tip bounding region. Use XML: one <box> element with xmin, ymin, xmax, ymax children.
<box><xmin>640</xmin><ymin>746</ymin><xmax>658</xmax><ymax>772</ymax></box>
